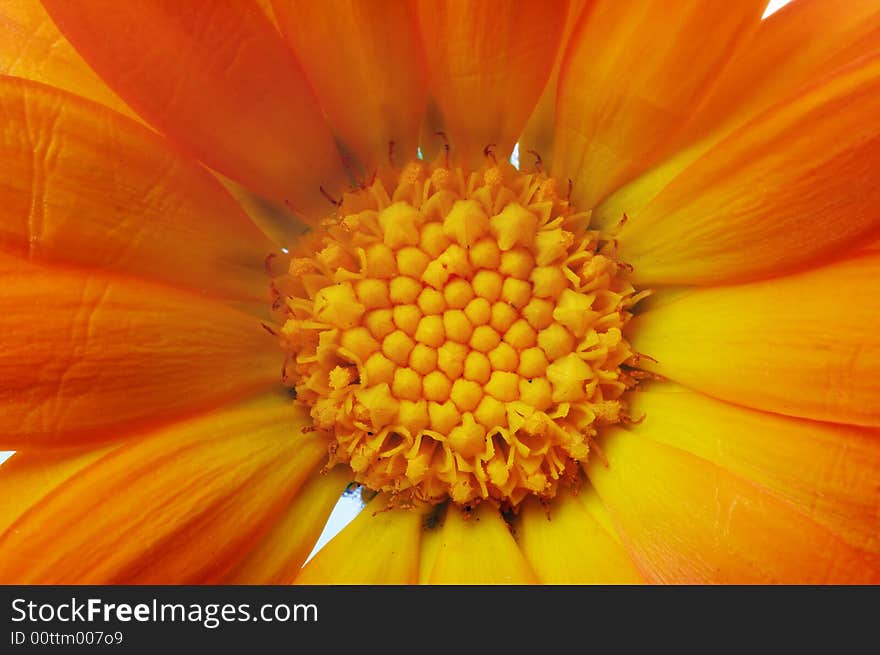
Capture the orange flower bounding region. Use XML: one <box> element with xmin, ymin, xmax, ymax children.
<box><xmin>1</xmin><ymin>0</ymin><xmax>878</xmax><ymax>584</ymax></box>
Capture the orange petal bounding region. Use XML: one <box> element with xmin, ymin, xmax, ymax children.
<box><xmin>0</xmin><ymin>254</ymin><xmax>280</xmax><ymax>449</ymax></box>
<box><xmin>616</xmin><ymin>54</ymin><xmax>880</xmax><ymax>285</ymax></box>
<box><xmin>628</xmin><ymin>251</ymin><xmax>880</xmax><ymax>427</ymax></box>
<box><xmin>0</xmin><ymin>76</ymin><xmax>274</xmax><ymax>303</ymax></box>
<box><xmin>416</xmin><ymin>0</ymin><xmax>566</xmax><ymax>167</ymax></box>
<box><xmin>516</xmin><ymin>490</ymin><xmax>643</xmax><ymax>583</ymax></box>
<box><xmin>690</xmin><ymin>0</ymin><xmax>880</xmax><ymax>149</ymax></box>
<box><xmin>517</xmin><ymin>0</ymin><xmax>587</xmax><ymax>169</ymax></box>
<box><xmin>427</xmin><ymin>503</ymin><xmax>537</xmax><ymax>584</ymax></box>
<box><xmin>272</xmin><ymin>0</ymin><xmax>426</xmax><ymax>172</ymax></box>
<box><xmin>595</xmin><ymin>0</ymin><xmax>880</xmax><ymax>231</ymax></box>
<box><xmin>626</xmin><ymin>385</ymin><xmax>880</xmax><ymax>562</ymax></box>
<box><xmin>41</xmin><ymin>0</ymin><xmax>347</xmax><ymax>217</ymax></box>
<box><xmin>226</xmin><ymin>466</ymin><xmax>351</xmax><ymax>584</ymax></box>
<box><xmin>0</xmin><ymin>1</ymin><xmax>135</xmax><ymax>119</ymax></box>
<box><xmin>255</xmin><ymin>0</ymin><xmax>281</xmax><ymax>28</ymax></box>
<box><xmin>217</xmin><ymin>174</ymin><xmax>309</xmax><ymax>252</ymax></box>
<box><xmin>586</xmin><ymin>427</ymin><xmax>880</xmax><ymax>583</ymax></box>
<box><xmin>0</xmin><ymin>394</ymin><xmax>328</xmax><ymax>583</ymax></box>
<box><xmin>552</xmin><ymin>0</ymin><xmax>765</xmax><ymax>210</ymax></box>
<box><xmin>295</xmin><ymin>494</ymin><xmax>423</xmax><ymax>584</ymax></box>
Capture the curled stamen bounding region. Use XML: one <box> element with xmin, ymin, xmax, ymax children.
<box><xmin>632</xmin><ymin>352</ymin><xmax>659</xmax><ymax>365</ymax></box>
<box><xmin>280</xmin><ymin>354</ymin><xmax>291</xmax><ymax>383</ymax></box>
<box><xmin>339</xmin><ymin>151</ymin><xmax>371</xmax><ymax>189</ymax></box>
<box><xmin>540</xmin><ymin>497</ymin><xmax>552</xmax><ymax>520</ymax></box>
<box><xmin>586</xmin><ymin>435</ymin><xmax>609</xmax><ymax>468</ymax></box>
<box><xmin>319</xmin><ymin>185</ymin><xmax>342</xmax><ymax>208</ymax></box>
<box><xmin>364</xmin><ymin>168</ymin><xmax>378</xmax><ymax>189</ymax></box>
<box><xmin>621</xmin><ymin>411</ymin><xmax>646</xmax><ymax>425</ymax></box>
<box><xmin>526</xmin><ymin>149</ymin><xmax>543</xmax><ymax>173</ymax></box>
<box><xmin>483</xmin><ymin>143</ymin><xmax>497</xmax><ymax>164</ymax></box>
<box><xmin>435</xmin><ymin>131</ymin><xmax>451</xmax><ymax>167</ymax></box>
<box><xmin>621</xmin><ymin>368</ymin><xmax>665</xmax><ymax>382</ymax></box>
<box><xmin>269</xmin><ymin>280</ymin><xmax>282</xmax><ymax>308</ymax></box>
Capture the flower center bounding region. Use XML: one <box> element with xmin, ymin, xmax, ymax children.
<box><xmin>276</xmin><ymin>158</ymin><xmax>642</xmax><ymax>507</ymax></box>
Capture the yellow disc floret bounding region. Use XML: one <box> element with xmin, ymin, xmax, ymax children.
<box><xmin>277</xmin><ymin>158</ymin><xmax>643</xmax><ymax>507</ymax></box>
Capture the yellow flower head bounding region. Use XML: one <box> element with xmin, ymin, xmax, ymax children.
<box><xmin>0</xmin><ymin>0</ymin><xmax>878</xmax><ymax>585</ymax></box>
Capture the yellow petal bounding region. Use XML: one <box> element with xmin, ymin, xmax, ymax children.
<box><xmin>553</xmin><ymin>0</ymin><xmax>765</xmax><ymax>211</ymax></box>
<box><xmin>418</xmin><ymin>512</ymin><xmax>444</xmax><ymax>584</ymax></box>
<box><xmin>416</xmin><ymin>0</ymin><xmax>566</xmax><ymax>167</ymax></box>
<box><xmin>516</xmin><ymin>490</ymin><xmax>643</xmax><ymax>583</ymax></box>
<box><xmin>295</xmin><ymin>494</ymin><xmax>423</xmax><ymax>584</ymax></box>
<box><xmin>41</xmin><ymin>0</ymin><xmax>347</xmax><ymax>217</ymax></box>
<box><xmin>427</xmin><ymin>503</ymin><xmax>537</xmax><ymax>584</ymax></box>
<box><xmin>226</xmin><ymin>466</ymin><xmax>351</xmax><ymax>584</ymax></box>
<box><xmin>616</xmin><ymin>55</ymin><xmax>880</xmax><ymax>285</ymax></box>
<box><xmin>575</xmin><ymin>482</ymin><xmax>624</xmax><ymax>545</ymax></box>
<box><xmin>628</xmin><ymin>251</ymin><xmax>880</xmax><ymax>427</ymax></box>
<box><xmin>0</xmin><ymin>76</ymin><xmax>274</xmax><ymax>302</ymax></box>
<box><xmin>587</xmin><ymin>427</ymin><xmax>880</xmax><ymax>583</ymax></box>
<box><xmin>0</xmin><ymin>254</ymin><xmax>279</xmax><ymax>449</ymax></box>
<box><xmin>0</xmin><ymin>447</ymin><xmax>110</xmax><ymax>536</ymax></box>
<box><xmin>0</xmin><ymin>394</ymin><xmax>328</xmax><ymax>583</ymax></box>
<box><xmin>627</xmin><ymin>384</ymin><xmax>880</xmax><ymax>562</ymax></box>
<box><xmin>272</xmin><ymin>0</ymin><xmax>426</xmax><ymax>172</ymax></box>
